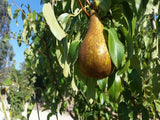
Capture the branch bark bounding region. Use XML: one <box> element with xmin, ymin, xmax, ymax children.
<box><xmin>105</xmin><ymin>106</ymin><xmax>118</xmax><ymax>119</ymax></box>
<box><xmin>77</xmin><ymin>0</ymin><xmax>90</xmax><ymax>18</ymax></box>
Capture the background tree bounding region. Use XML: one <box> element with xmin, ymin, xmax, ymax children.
<box><xmin>0</xmin><ymin>0</ymin><xmax>14</xmax><ymax>83</ymax></box>
<box><xmin>0</xmin><ymin>0</ymin><xmax>10</xmax><ymax>38</ymax></box>
<box><xmin>6</xmin><ymin>0</ymin><xmax>160</xmax><ymax>120</ymax></box>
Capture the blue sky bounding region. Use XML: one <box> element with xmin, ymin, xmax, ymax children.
<box><xmin>8</xmin><ymin>0</ymin><xmax>43</xmax><ymax>69</ymax></box>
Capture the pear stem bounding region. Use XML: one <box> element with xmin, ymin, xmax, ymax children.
<box><xmin>92</xmin><ymin>0</ymin><xmax>96</xmax><ymax>9</ymax></box>
<box><xmin>77</xmin><ymin>0</ymin><xmax>90</xmax><ymax>18</ymax></box>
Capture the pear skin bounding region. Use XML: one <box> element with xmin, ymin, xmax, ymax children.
<box><xmin>78</xmin><ymin>10</ymin><xmax>112</xmax><ymax>79</ymax></box>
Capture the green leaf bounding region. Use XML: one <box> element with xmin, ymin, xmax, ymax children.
<box><xmin>21</xmin><ymin>10</ymin><xmax>25</xmax><ymax>20</ymax></box>
<box><xmin>142</xmin><ymin>106</ymin><xmax>149</xmax><ymax>120</ymax></box>
<box><xmin>69</xmin><ymin>40</ymin><xmax>80</xmax><ymax>63</ymax></box>
<box><xmin>118</xmin><ymin>60</ymin><xmax>130</xmax><ymax>75</ymax></box>
<box><xmin>43</xmin><ymin>3</ymin><xmax>67</xmax><ymax>40</ymax></box>
<box><xmin>144</xmin><ymin>36</ymin><xmax>152</xmax><ymax>49</ymax></box>
<box><xmin>7</xmin><ymin>5</ymin><xmax>12</xmax><ymax>19</ymax></box>
<box><xmin>136</xmin><ymin>0</ymin><xmax>149</xmax><ymax>19</ymax></box>
<box><xmin>17</xmin><ymin>34</ymin><xmax>21</xmax><ymax>47</ymax></box>
<box><xmin>2</xmin><ymin>35</ymin><xmax>10</xmax><ymax>43</ymax></box>
<box><xmin>118</xmin><ymin>102</ymin><xmax>129</xmax><ymax>120</ymax></box>
<box><xmin>130</xmin><ymin>55</ymin><xmax>140</xmax><ymax>72</ymax></box>
<box><xmin>28</xmin><ymin>10</ymin><xmax>37</xmax><ymax>21</ymax></box>
<box><xmin>63</xmin><ymin>61</ymin><xmax>70</xmax><ymax>78</ymax></box>
<box><xmin>22</xmin><ymin>19</ymin><xmax>29</xmax><ymax>44</ymax></box>
<box><xmin>58</xmin><ymin>13</ymin><xmax>70</xmax><ymax>30</ymax></box>
<box><xmin>71</xmin><ymin>76</ymin><xmax>78</xmax><ymax>94</ymax></box>
<box><xmin>131</xmin><ymin>16</ymin><xmax>137</xmax><ymax>37</ymax></box>
<box><xmin>129</xmin><ymin>69</ymin><xmax>142</xmax><ymax>94</ymax></box>
<box><xmin>122</xmin><ymin>89</ymin><xmax>131</xmax><ymax>102</ymax></box>
<box><xmin>108</xmin><ymin>72</ymin><xmax>123</xmax><ymax>102</ymax></box>
<box><xmin>27</xmin><ymin>101</ymin><xmax>35</xmax><ymax>119</ymax></box>
<box><xmin>118</xmin><ymin>26</ymin><xmax>133</xmax><ymax>60</ymax></box>
<box><xmin>71</xmin><ymin>0</ymin><xmax>75</xmax><ymax>12</ymax></box>
<box><xmin>97</xmin><ymin>78</ymin><xmax>107</xmax><ymax>90</ymax></box>
<box><xmin>32</xmin><ymin>10</ymin><xmax>37</xmax><ymax>20</ymax></box>
<box><xmin>3</xmin><ymin>78</ymin><xmax>12</xmax><ymax>86</ymax></box>
<box><xmin>154</xmin><ymin>100</ymin><xmax>160</xmax><ymax>113</ymax></box>
<box><xmin>68</xmin><ymin>33</ymin><xmax>81</xmax><ymax>64</ymax></box>
<box><xmin>100</xmin><ymin>93</ymin><xmax>107</xmax><ymax>105</ymax></box>
<box><xmin>86</xmin><ymin>78</ymin><xmax>97</xmax><ymax>99</ymax></box>
<box><xmin>106</xmin><ymin>27</ymin><xmax>125</xmax><ymax>68</ymax></box>
<box><xmin>112</xmin><ymin>0</ymin><xmax>126</xmax><ymax>4</ymax></box>
<box><xmin>95</xmin><ymin>0</ymin><xmax>111</xmax><ymax>11</ymax></box>
<box><xmin>122</xmin><ymin>2</ymin><xmax>133</xmax><ymax>34</ymax></box>
<box><xmin>13</xmin><ymin>9</ymin><xmax>20</xmax><ymax>19</ymax></box>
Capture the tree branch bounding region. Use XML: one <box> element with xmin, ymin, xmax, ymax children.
<box><xmin>77</xmin><ymin>0</ymin><xmax>90</xmax><ymax>18</ymax></box>
<box><xmin>12</xmin><ymin>0</ymin><xmax>33</xmax><ymax>23</ymax></box>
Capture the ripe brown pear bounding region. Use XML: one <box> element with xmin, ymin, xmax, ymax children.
<box><xmin>78</xmin><ymin>10</ymin><xmax>112</xmax><ymax>79</ymax></box>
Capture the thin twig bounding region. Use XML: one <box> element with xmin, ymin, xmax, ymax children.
<box><xmin>77</xmin><ymin>0</ymin><xmax>90</xmax><ymax>18</ymax></box>
<box><xmin>70</xmin><ymin>6</ymin><xmax>89</xmax><ymax>17</ymax></box>
<box><xmin>2</xmin><ymin>33</ymin><xmax>31</xmax><ymax>46</ymax></box>
<box><xmin>105</xmin><ymin>106</ymin><xmax>118</xmax><ymax>119</ymax></box>
<box><xmin>12</xmin><ymin>0</ymin><xmax>33</xmax><ymax>23</ymax></box>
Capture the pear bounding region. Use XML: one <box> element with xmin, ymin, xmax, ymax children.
<box><xmin>78</xmin><ymin>10</ymin><xmax>112</xmax><ymax>79</ymax></box>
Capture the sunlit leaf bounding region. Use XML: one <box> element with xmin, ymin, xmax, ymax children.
<box><xmin>3</xmin><ymin>78</ymin><xmax>12</xmax><ymax>86</ymax></box>
<box><xmin>27</xmin><ymin>102</ymin><xmax>35</xmax><ymax>119</ymax></box>
<box><xmin>154</xmin><ymin>100</ymin><xmax>160</xmax><ymax>113</ymax></box>
<box><xmin>108</xmin><ymin>72</ymin><xmax>123</xmax><ymax>102</ymax></box>
<box><xmin>118</xmin><ymin>26</ymin><xmax>133</xmax><ymax>59</ymax></box>
<box><xmin>71</xmin><ymin>75</ymin><xmax>78</xmax><ymax>94</ymax></box>
<box><xmin>43</xmin><ymin>3</ymin><xmax>67</xmax><ymax>40</ymax></box>
<box><xmin>106</xmin><ymin>27</ymin><xmax>125</xmax><ymax>68</ymax></box>
<box><xmin>69</xmin><ymin>33</ymin><xmax>81</xmax><ymax>64</ymax></box>
<box><xmin>100</xmin><ymin>93</ymin><xmax>107</xmax><ymax>105</ymax></box>
<box><xmin>63</xmin><ymin>61</ymin><xmax>70</xmax><ymax>78</ymax></box>
<box><xmin>2</xmin><ymin>35</ymin><xmax>10</xmax><ymax>43</ymax></box>
<box><xmin>58</xmin><ymin>13</ymin><xmax>70</xmax><ymax>30</ymax></box>
<box><xmin>7</xmin><ymin>5</ymin><xmax>12</xmax><ymax>19</ymax></box>
<box><xmin>97</xmin><ymin>78</ymin><xmax>107</xmax><ymax>90</ymax></box>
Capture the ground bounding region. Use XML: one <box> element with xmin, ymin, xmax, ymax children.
<box><xmin>0</xmin><ymin>95</ymin><xmax>73</xmax><ymax>120</ymax></box>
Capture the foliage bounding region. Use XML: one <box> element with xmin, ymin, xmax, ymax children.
<box><xmin>0</xmin><ymin>42</ymin><xmax>14</xmax><ymax>84</ymax></box>
<box><xmin>7</xmin><ymin>0</ymin><xmax>160</xmax><ymax>119</ymax></box>
<box><xmin>6</xmin><ymin>65</ymin><xmax>35</xmax><ymax>119</ymax></box>
<box><xmin>0</xmin><ymin>0</ymin><xmax>14</xmax><ymax>84</ymax></box>
<box><xmin>0</xmin><ymin>0</ymin><xmax>11</xmax><ymax>41</ymax></box>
